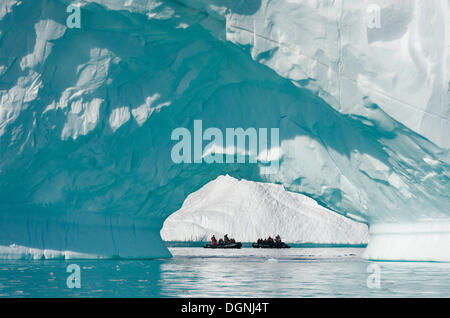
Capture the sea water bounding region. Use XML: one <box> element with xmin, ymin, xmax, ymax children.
<box><xmin>0</xmin><ymin>248</ymin><xmax>449</xmax><ymax>298</ymax></box>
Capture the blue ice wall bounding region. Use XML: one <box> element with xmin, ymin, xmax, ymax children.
<box><xmin>0</xmin><ymin>0</ymin><xmax>448</xmax><ymax>260</ymax></box>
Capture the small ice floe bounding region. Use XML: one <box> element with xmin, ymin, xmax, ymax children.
<box><xmin>266</xmin><ymin>258</ymin><xmax>278</xmax><ymax>263</ymax></box>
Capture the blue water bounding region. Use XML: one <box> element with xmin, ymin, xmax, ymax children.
<box><xmin>0</xmin><ymin>248</ymin><xmax>449</xmax><ymax>297</ymax></box>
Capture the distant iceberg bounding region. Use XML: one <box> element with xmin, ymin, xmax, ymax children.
<box><xmin>162</xmin><ymin>175</ymin><xmax>369</xmax><ymax>245</ymax></box>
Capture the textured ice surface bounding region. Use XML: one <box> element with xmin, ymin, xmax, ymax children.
<box><xmin>182</xmin><ymin>0</ymin><xmax>450</xmax><ymax>149</ymax></box>
<box><xmin>0</xmin><ymin>0</ymin><xmax>449</xmax><ymax>260</ymax></box>
<box><xmin>162</xmin><ymin>175</ymin><xmax>368</xmax><ymax>244</ymax></box>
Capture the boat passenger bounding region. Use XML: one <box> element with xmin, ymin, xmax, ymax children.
<box><xmin>211</xmin><ymin>235</ymin><xmax>217</xmax><ymax>246</ymax></box>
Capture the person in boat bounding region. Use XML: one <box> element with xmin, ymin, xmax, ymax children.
<box><xmin>224</xmin><ymin>234</ymin><xmax>230</xmax><ymax>244</ymax></box>
<box><xmin>230</xmin><ymin>238</ymin><xmax>235</xmax><ymax>243</ymax></box>
<box><xmin>218</xmin><ymin>238</ymin><xmax>224</xmax><ymax>245</ymax></box>
<box><xmin>211</xmin><ymin>235</ymin><xmax>217</xmax><ymax>246</ymax></box>
<box><xmin>275</xmin><ymin>235</ymin><xmax>281</xmax><ymax>244</ymax></box>
<box><xmin>267</xmin><ymin>236</ymin><xmax>274</xmax><ymax>245</ymax></box>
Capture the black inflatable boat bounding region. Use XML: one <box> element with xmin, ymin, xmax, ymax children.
<box><xmin>204</xmin><ymin>242</ymin><xmax>242</xmax><ymax>249</ymax></box>
<box><xmin>252</xmin><ymin>242</ymin><xmax>290</xmax><ymax>248</ymax></box>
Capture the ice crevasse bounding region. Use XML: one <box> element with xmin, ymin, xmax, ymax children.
<box><xmin>0</xmin><ymin>0</ymin><xmax>448</xmax><ymax>261</ymax></box>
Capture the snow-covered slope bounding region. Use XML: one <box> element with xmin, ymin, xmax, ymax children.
<box><xmin>0</xmin><ymin>0</ymin><xmax>448</xmax><ymax>260</ymax></box>
<box><xmin>162</xmin><ymin>175</ymin><xmax>368</xmax><ymax>244</ymax></box>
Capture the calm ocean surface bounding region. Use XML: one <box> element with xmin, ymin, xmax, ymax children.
<box><xmin>0</xmin><ymin>247</ymin><xmax>449</xmax><ymax>297</ymax></box>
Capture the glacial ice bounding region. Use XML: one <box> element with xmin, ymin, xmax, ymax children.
<box><xmin>183</xmin><ymin>0</ymin><xmax>450</xmax><ymax>149</ymax></box>
<box><xmin>0</xmin><ymin>0</ymin><xmax>449</xmax><ymax>260</ymax></box>
<box><xmin>161</xmin><ymin>175</ymin><xmax>369</xmax><ymax>244</ymax></box>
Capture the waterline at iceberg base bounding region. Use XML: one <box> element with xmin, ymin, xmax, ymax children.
<box><xmin>0</xmin><ymin>0</ymin><xmax>448</xmax><ymax>261</ymax></box>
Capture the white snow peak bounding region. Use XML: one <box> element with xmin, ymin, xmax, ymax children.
<box><xmin>162</xmin><ymin>175</ymin><xmax>369</xmax><ymax>244</ymax></box>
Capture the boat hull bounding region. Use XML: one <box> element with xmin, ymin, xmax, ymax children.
<box><xmin>204</xmin><ymin>242</ymin><xmax>242</xmax><ymax>249</ymax></box>
<box><xmin>252</xmin><ymin>243</ymin><xmax>290</xmax><ymax>248</ymax></box>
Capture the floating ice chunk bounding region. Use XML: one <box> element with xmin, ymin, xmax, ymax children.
<box><xmin>266</xmin><ymin>258</ymin><xmax>278</xmax><ymax>263</ymax></box>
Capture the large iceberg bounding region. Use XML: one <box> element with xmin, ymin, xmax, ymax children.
<box><xmin>161</xmin><ymin>175</ymin><xmax>369</xmax><ymax>244</ymax></box>
<box><xmin>0</xmin><ymin>0</ymin><xmax>448</xmax><ymax>260</ymax></box>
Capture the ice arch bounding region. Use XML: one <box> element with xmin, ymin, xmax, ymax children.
<box><xmin>0</xmin><ymin>0</ymin><xmax>448</xmax><ymax>260</ymax></box>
